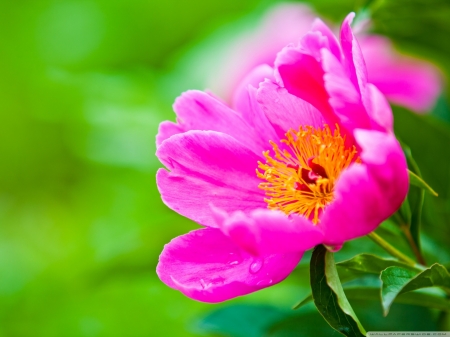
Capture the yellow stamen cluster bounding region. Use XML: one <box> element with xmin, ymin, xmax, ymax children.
<box><xmin>257</xmin><ymin>124</ymin><xmax>359</xmax><ymax>224</ymax></box>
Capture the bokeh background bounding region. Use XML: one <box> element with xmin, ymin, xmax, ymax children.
<box><xmin>1</xmin><ymin>0</ymin><xmax>450</xmax><ymax>336</ymax></box>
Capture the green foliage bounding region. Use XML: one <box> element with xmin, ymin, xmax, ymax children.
<box><xmin>310</xmin><ymin>245</ymin><xmax>366</xmax><ymax>337</ymax></box>
<box><xmin>381</xmin><ymin>264</ymin><xmax>450</xmax><ymax>315</ymax></box>
<box><xmin>408</xmin><ymin>170</ymin><xmax>438</xmax><ymax>197</ymax></box>
<box><xmin>345</xmin><ymin>288</ymin><xmax>450</xmax><ymax>312</ymax></box>
<box><xmin>337</xmin><ymin>254</ymin><xmax>421</xmax><ymax>275</ymax></box>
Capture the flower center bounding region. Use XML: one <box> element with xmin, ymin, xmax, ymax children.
<box><xmin>256</xmin><ymin>124</ymin><xmax>359</xmax><ymax>224</ymax></box>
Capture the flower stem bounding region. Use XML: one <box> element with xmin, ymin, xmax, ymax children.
<box><xmin>367</xmin><ymin>232</ymin><xmax>417</xmax><ymax>266</ymax></box>
<box><xmin>392</xmin><ymin>212</ymin><xmax>427</xmax><ymax>266</ymax></box>
<box><xmin>399</xmin><ymin>224</ymin><xmax>427</xmax><ymax>266</ymax></box>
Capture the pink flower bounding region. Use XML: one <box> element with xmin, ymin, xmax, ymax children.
<box><xmin>206</xmin><ymin>3</ymin><xmax>441</xmax><ymax>113</ymax></box>
<box><xmin>156</xmin><ymin>14</ymin><xmax>409</xmax><ymax>303</ymax></box>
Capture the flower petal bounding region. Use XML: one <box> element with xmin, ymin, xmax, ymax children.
<box><xmin>232</xmin><ymin>65</ymin><xmax>278</xmax><ymax>144</ymax></box>
<box><xmin>340</xmin><ymin>13</ymin><xmax>369</xmax><ymax>108</ymax></box>
<box><xmin>320</xmin><ymin>129</ymin><xmax>408</xmax><ymax>245</ymax></box>
<box><xmin>311</xmin><ymin>18</ymin><xmax>341</xmax><ymax>61</ymax></box>
<box><xmin>366</xmin><ymin>83</ymin><xmax>393</xmax><ymax>132</ymax></box>
<box><xmin>359</xmin><ymin>35</ymin><xmax>441</xmax><ymax>113</ymax></box>
<box><xmin>321</xmin><ymin>48</ymin><xmax>371</xmax><ymax>132</ymax></box>
<box><xmin>214</xmin><ymin>208</ymin><xmax>324</xmax><ymax>256</ymax></box>
<box><xmin>156</xmin><ymin>228</ymin><xmax>303</xmax><ymax>303</ymax></box>
<box><xmin>156</xmin><ymin>121</ymin><xmax>184</xmax><ymax>147</ymax></box>
<box><xmin>156</xmin><ymin>131</ymin><xmax>266</xmax><ymax>227</ymax></box>
<box><xmin>157</xmin><ymin>90</ymin><xmax>268</xmax><ymax>155</ymax></box>
<box><xmin>275</xmin><ymin>45</ymin><xmax>333</xmax><ymax>118</ymax></box>
<box><xmin>257</xmin><ymin>80</ymin><xmax>326</xmax><ymax>138</ymax></box>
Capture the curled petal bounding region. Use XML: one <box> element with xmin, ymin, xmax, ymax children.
<box><xmin>340</xmin><ymin>12</ymin><xmax>369</xmax><ymax>108</ymax></box>
<box><xmin>321</xmin><ymin>48</ymin><xmax>371</xmax><ymax>132</ymax></box>
<box><xmin>320</xmin><ymin>129</ymin><xmax>408</xmax><ymax>245</ymax></box>
<box><xmin>275</xmin><ymin>45</ymin><xmax>333</xmax><ymax>118</ymax></box>
<box><xmin>157</xmin><ymin>228</ymin><xmax>303</xmax><ymax>303</ymax></box>
<box><xmin>311</xmin><ymin>18</ymin><xmax>341</xmax><ymax>61</ymax></box>
<box><xmin>366</xmin><ymin>83</ymin><xmax>393</xmax><ymax>132</ymax></box>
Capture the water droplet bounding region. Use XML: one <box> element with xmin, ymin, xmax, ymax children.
<box><xmin>249</xmin><ymin>258</ymin><xmax>263</xmax><ymax>274</ymax></box>
<box><xmin>227</xmin><ymin>252</ymin><xmax>242</xmax><ymax>266</ymax></box>
<box><xmin>256</xmin><ymin>279</ymin><xmax>273</xmax><ymax>286</ymax></box>
<box><xmin>200</xmin><ymin>279</ymin><xmax>207</xmax><ymax>289</ymax></box>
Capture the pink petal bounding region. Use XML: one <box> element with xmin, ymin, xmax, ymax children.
<box><xmin>299</xmin><ymin>31</ymin><xmax>329</xmax><ymax>61</ymax></box>
<box><xmin>320</xmin><ymin>129</ymin><xmax>408</xmax><ymax>245</ymax></box>
<box><xmin>256</xmin><ymin>80</ymin><xmax>326</xmax><ymax>138</ymax></box>
<box><xmin>156</xmin><ymin>131</ymin><xmax>266</xmax><ymax>228</ymax></box>
<box><xmin>156</xmin><ymin>121</ymin><xmax>184</xmax><ymax>147</ymax></box>
<box><xmin>214</xmin><ymin>208</ymin><xmax>324</xmax><ymax>256</ymax></box>
<box><xmin>366</xmin><ymin>83</ymin><xmax>393</xmax><ymax>132</ymax></box>
<box><xmin>232</xmin><ymin>64</ymin><xmax>275</xmax><ymax>109</ymax></box>
<box><xmin>275</xmin><ymin>45</ymin><xmax>333</xmax><ymax>118</ymax></box>
<box><xmin>163</xmin><ymin>90</ymin><xmax>268</xmax><ymax>155</ymax></box>
<box><xmin>157</xmin><ymin>228</ymin><xmax>303</xmax><ymax>303</ymax></box>
<box><xmin>321</xmin><ymin>48</ymin><xmax>371</xmax><ymax>132</ymax></box>
<box><xmin>232</xmin><ymin>65</ymin><xmax>278</xmax><ymax>144</ymax></box>
<box><xmin>311</xmin><ymin>18</ymin><xmax>341</xmax><ymax>61</ymax></box>
<box><xmin>339</xmin><ymin>12</ymin><xmax>369</xmax><ymax>107</ymax></box>
<box><xmin>359</xmin><ymin>35</ymin><xmax>441</xmax><ymax>113</ymax></box>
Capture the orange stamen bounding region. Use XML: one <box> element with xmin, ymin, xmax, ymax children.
<box><xmin>256</xmin><ymin>124</ymin><xmax>360</xmax><ymax>224</ymax></box>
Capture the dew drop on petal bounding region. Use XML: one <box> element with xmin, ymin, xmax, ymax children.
<box><xmin>227</xmin><ymin>252</ymin><xmax>242</xmax><ymax>266</ymax></box>
<box><xmin>249</xmin><ymin>258</ymin><xmax>263</xmax><ymax>274</ymax></box>
<box><xmin>200</xmin><ymin>279</ymin><xmax>207</xmax><ymax>289</ymax></box>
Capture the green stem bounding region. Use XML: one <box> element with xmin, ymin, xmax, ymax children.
<box><xmin>400</xmin><ymin>224</ymin><xmax>427</xmax><ymax>266</ymax></box>
<box><xmin>392</xmin><ymin>210</ymin><xmax>427</xmax><ymax>266</ymax></box>
<box><xmin>367</xmin><ymin>232</ymin><xmax>417</xmax><ymax>266</ymax></box>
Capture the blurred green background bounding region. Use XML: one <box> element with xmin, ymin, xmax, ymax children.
<box><xmin>1</xmin><ymin>0</ymin><xmax>450</xmax><ymax>336</ymax></box>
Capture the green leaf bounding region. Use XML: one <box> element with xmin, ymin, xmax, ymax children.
<box><xmin>381</xmin><ymin>263</ymin><xmax>450</xmax><ymax>315</ymax></box>
<box><xmin>293</xmin><ymin>285</ymin><xmax>450</xmax><ymax>314</ymax></box>
<box><xmin>408</xmin><ymin>187</ymin><xmax>425</xmax><ymax>252</ymax></box>
<box><xmin>292</xmin><ymin>295</ymin><xmax>313</xmax><ymax>310</ymax></box>
<box><xmin>310</xmin><ymin>245</ymin><xmax>366</xmax><ymax>336</ymax></box>
<box><xmin>337</xmin><ymin>254</ymin><xmax>421</xmax><ymax>276</ymax></box>
<box><xmin>409</xmin><ymin>170</ymin><xmax>438</xmax><ymax>196</ymax></box>
<box><xmin>344</xmin><ymin>287</ymin><xmax>450</xmax><ymax>312</ymax></box>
